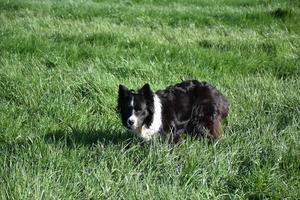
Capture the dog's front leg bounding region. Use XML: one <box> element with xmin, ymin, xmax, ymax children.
<box><xmin>168</xmin><ymin>122</ymin><xmax>186</xmax><ymax>144</ymax></box>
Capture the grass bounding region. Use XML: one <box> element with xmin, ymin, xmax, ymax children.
<box><xmin>0</xmin><ymin>0</ymin><xmax>299</xmax><ymax>199</ymax></box>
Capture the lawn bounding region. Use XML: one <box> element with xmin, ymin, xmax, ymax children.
<box><xmin>0</xmin><ymin>0</ymin><xmax>300</xmax><ymax>199</ymax></box>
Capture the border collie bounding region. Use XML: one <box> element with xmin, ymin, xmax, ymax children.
<box><xmin>117</xmin><ymin>80</ymin><xmax>229</xmax><ymax>143</ymax></box>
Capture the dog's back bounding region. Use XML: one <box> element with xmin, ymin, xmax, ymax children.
<box><xmin>156</xmin><ymin>80</ymin><xmax>229</xmax><ymax>141</ymax></box>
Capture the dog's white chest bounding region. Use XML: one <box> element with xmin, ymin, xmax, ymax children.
<box><xmin>135</xmin><ymin>94</ymin><xmax>162</xmax><ymax>141</ymax></box>
<box><xmin>134</xmin><ymin>126</ymin><xmax>159</xmax><ymax>141</ymax></box>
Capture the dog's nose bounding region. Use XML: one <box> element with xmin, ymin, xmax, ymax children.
<box><xmin>127</xmin><ymin>119</ymin><xmax>134</xmax><ymax>126</ymax></box>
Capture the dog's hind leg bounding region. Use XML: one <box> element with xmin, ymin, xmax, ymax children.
<box><xmin>207</xmin><ymin>116</ymin><xmax>222</xmax><ymax>139</ymax></box>
<box><xmin>188</xmin><ymin>114</ymin><xmax>222</xmax><ymax>140</ymax></box>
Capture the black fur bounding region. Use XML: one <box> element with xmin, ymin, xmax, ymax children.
<box><xmin>117</xmin><ymin>80</ymin><xmax>229</xmax><ymax>143</ymax></box>
<box><xmin>156</xmin><ymin>80</ymin><xmax>229</xmax><ymax>142</ymax></box>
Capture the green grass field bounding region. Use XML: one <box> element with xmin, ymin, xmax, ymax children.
<box><xmin>1</xmin><ymin>0</ymin><xmax>300</xmax><ymax>199</ymax></box>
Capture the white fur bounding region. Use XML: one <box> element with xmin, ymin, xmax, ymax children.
<box><xmin>137</xmin><ymin>94</ymin><xmax>162</xmax><ymax>141</ymax></box>
<box><xmin>128</xmin><ymin>98</ymin><xmax>138</xmax><ymax>128</ymax></box>
<box><xmin>149</xmin><ymin>94</ymin><xmax>162</xmax><ymax>132</ymax></box>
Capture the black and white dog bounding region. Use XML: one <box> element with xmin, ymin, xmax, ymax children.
<box><xmin>117</xmin><ymin>80</ymin><xmax>229</xmax><ymax>143</ymax></box>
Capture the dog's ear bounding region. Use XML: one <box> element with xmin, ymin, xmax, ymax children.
<box><xmin>118</xmin><ymin>84</ymin><xmax>129</xmax><ymax>96</ymax></box>
<box><xmin>117</xmin><ymin>84</ymin><xmax>129</xmax><ymax>113</ymax></box>
<box><xmin>140</xmin><ymin>83</ymin><xmax>152</xmax><ymax>98</ymax></box>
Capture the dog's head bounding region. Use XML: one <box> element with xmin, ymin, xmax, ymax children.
<box><xmin>117</xmin><ymin>83</ymin><xmax>154</xmax><ymax>130</ymax></box>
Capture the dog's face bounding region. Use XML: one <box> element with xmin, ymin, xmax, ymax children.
<box><xmin>117</xmin><ymin>83</ymin><xmax>154</xmax><ymax>130</ymax></box>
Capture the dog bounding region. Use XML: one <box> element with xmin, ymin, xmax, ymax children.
<box><xmin>117</xmin><ymin>80</ymin><xmax>229</xmax><ymax>143</ymax></box>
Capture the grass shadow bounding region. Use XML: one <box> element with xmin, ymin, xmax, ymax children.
<box><xmin>44</xmin><ymin>127</ymin><xmax>134</xmax><ymax>148</ymax></box>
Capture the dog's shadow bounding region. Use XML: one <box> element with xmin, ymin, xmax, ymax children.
<box><xmin>44</xmin><ymin>127</ymin><xmax>134</xmax><ymax>148</ymax></box>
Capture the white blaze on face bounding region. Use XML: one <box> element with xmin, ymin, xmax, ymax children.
<box><xmin>128</xmin><ymin>97</ymin><xmax>138</xmax><ymax>128</ymax></box>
